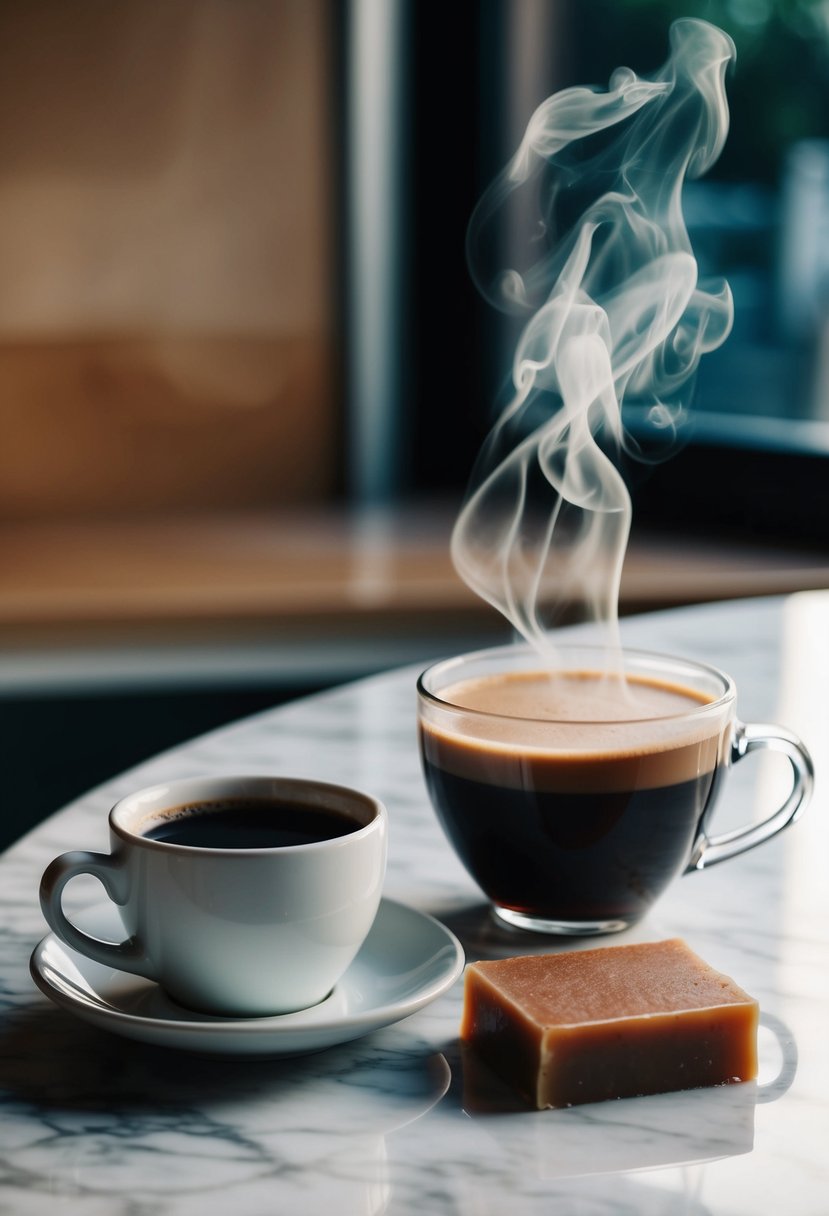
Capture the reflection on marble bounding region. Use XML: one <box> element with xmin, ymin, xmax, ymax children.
<box><xmin>457</xmin><ymin>1010</ymin><xmax>797</xmax><ymax>1173</ymax></box>
<box><xmin>1</xmin><ymin>595</ymin><xmax>828</xmax><ymax>1214</ymax></box>
<box><xmin>0</xmin><ymin>999</ymin><xmax>449</xmax><ymax>1215</ymax></box>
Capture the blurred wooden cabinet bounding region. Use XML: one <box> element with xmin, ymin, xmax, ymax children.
<box><xmin>0</xmin><ymin>0</ymin><xmax>335</xmax><ymax>521</ymax></box>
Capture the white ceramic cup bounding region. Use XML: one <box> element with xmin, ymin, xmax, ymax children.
<box><xmin>39</xmin><ymin>775</ymin><xmax>388</xmax><ymax>1017</ymax></box>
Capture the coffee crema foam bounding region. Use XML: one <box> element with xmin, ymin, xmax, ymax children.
<box><xmin>421</xmin><ymin>671</ymin><xmax>731</xmax><ymax>792</ymax></box>
<box><xmin>444</xmin><ymin>670</ymin><xmax>712</xmax><ymax>721</ymax></box>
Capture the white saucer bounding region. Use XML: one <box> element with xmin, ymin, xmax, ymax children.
<box><xmin>30</xmin><ymin>898</ymin><xmax>465</xmax><ymax>1056</ymax></box>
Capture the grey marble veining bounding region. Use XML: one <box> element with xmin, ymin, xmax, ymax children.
<box><xmin>2</xmin><ymin>593</ymin><xmax>828</xmax><ymax>1214</ymax></box>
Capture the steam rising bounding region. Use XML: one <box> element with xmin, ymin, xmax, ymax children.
<box><xmin>453</xmin><ymin>19</ymin><xmax>735</xmax><ymax>653</ymax></box>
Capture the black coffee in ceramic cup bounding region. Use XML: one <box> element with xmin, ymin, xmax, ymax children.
<box><xmin>142</xmin><ymin>797</ymin><xmax>362</xmax><ymax>849</ymax></box>
<box><xmin>417</xmin><ymin>645</ymin><xmax>813</xmax><ymax>935</ymax></box>
<box><xmin>40</xmin><ymin>776</ymin><xmax>388</xmax><ymax>1015</ymax></box>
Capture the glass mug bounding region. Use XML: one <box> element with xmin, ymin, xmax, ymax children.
<box><xmin>417</xmin><ymin>644</ymin><xmax>814</xmax><ymax>935</ymax></box>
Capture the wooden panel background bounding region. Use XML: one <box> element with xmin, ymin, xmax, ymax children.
<box><xmin>0</xmin><ymin>0</ymin><xmax>335</xmax><ymax>521</ymax></box>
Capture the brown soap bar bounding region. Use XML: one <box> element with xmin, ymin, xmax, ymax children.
<box><xmin>460</xmin><ymin>939</ymin><xmax>758</xmax><ymax>1109</ymax></box>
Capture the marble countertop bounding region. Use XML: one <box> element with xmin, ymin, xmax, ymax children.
<box><xmin>2</xmin><ymin>593</ymin><xmax>828</xmax><ymax>1215</ymax></box>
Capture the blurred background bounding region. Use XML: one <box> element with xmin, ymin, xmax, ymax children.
<box><xmin>2</xmin><ymin>0</ymin><xmax>829</xmax><ymax>846</ymax></box>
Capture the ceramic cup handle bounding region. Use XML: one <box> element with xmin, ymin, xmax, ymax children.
<box><xmin>39</xmin><ymin>851</ymin><xmax>151</xmax><ymax>976</ymax></box>
<box><xmin>687</xmin><ymin>721</ymin><xmax>814</xmax><ymax>873</ymax></box>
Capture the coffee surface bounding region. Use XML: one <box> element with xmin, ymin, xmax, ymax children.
<box><xmin>422</xmin><ymin>670</ymin><xmax>728</xmax><ymax>792</ymax></box>
<box><xmin>142</xmin><ymin>797</ymin><xmax>360</xmax><ymax>849</ymax></box>
<box><xmin>443</xmin><ymin>670</ymin><xmax>711</xmax><ymax>722</ymax></box>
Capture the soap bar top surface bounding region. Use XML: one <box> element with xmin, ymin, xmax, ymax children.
<box><xmin>466</xmin><ymin>938</ymin><xmax>754</xmax><ymax>1028</ymax></box>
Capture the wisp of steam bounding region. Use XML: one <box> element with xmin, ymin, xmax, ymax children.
<box><xmin>452</xmin><ymin>19</ymin><xmax>735</xmax><ymax>656</ymax></box>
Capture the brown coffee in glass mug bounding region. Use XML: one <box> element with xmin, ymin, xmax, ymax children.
<box><xmin>417</xmin><ymin>644</ymin><xmax>813</xmax><ymax>935</ymax></box>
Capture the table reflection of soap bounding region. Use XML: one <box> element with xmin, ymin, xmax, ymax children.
<box><xmin>460</xmin><ymin>1011</ymin><xmax>796</xmax><ymax>1182</ymax></box>
<box><xmin>455</xmin><ymin>1167</ymin><xmax>716</xmax><ymax>1216</ymax></box>
<box><xmin>462</xmin><ymin>1046</ymin><xmax>756</xmax><ymax>1175</ymax></box>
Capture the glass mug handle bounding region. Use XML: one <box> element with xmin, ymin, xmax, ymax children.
<box><xmin>39</xmin><ymin>850</ymin><xmax>151</xmax><ymax>976</ymax></box>
<box><xmin>687</xmin><ymin>721</ymin><xmax>814</xmax><ymax>872</ymax></box>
